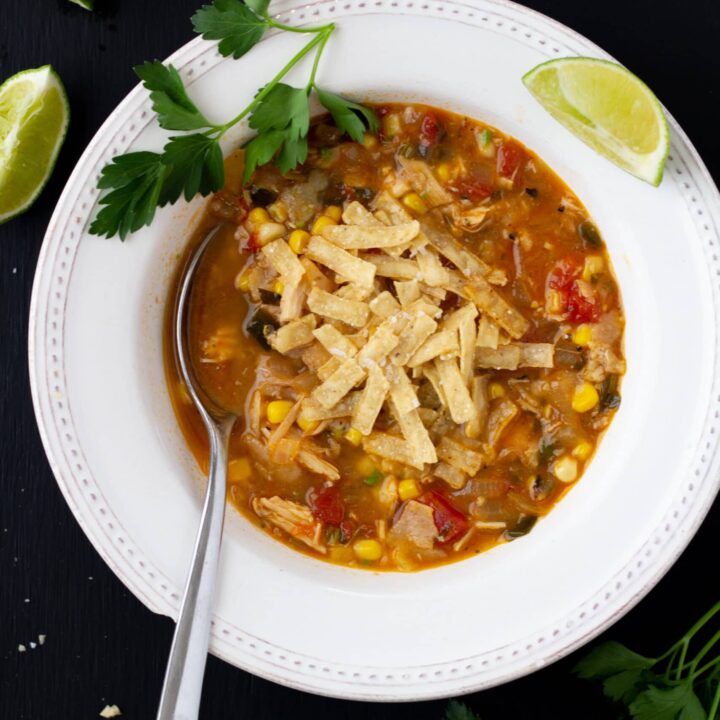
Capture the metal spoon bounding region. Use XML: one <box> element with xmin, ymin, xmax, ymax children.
<box><xmin>157</xmin><ymin>226</ymin><xmax>236</xmax><ymax>720</ymax></box>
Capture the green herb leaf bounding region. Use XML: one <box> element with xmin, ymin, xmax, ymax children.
<box><xmin>245</xmin><ymin>0</ymin><xmax>270</xmax><ymax>14</ymax></box>
<box><xmin>243</xmin><ymin>129</ymin><xmax>286</xmax><ymax>183</ymax></box>
<box><xmin>629</xmin><ymin>684</ymin><xmax>705</xmax><ymax>720</ymax></box>
<box><xmin>363</xmin><ymin>469</ymin><xmax>383</xmax><ymax>486</ymax></box>
<box><xmin>575</xmin><ymin>641</ymin><xmax>654</xmax><ymax>680</ymax></box>
<box><xmin>603</xmin><ymin>669</ymin><xmax>650</xmax><ymax>704</ymax></box>
<box><xmin>134</xmin><ymin>61</ymin><xmax>213</xmax><ymax>131</ymax></box>
<box><xmin>192</xmin><ymin>0</ymin><xmax>268</xmax><ymax>59</ymax></box>
<box><xmin>316</xmin><ymin>87</ymin><xmax>379</xmax><ymax>143</ymax></box>
<box><xmin>160</xmin><ymin>134</ymin><xmax>224</xmax><ymax>204</ymax></box>
<box><xmin>250</xmin><ymin>83</ymin><xmax>310</xmax><ymax>140</ymax></box>
<box><xmin>89</xmin><ymin>152</ymin><xmax>167</xmax><ymax>240</ymax></box>
<box><xmin>445</xmin><ymin>700</ymin><xmax>482</xmax><ymax>720</ymax></box>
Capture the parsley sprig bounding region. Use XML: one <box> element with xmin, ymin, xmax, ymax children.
<box><xmin>90</xmin><ymin>0</ymin><xmax>378</xmax><ymax>240</ymax></box>
<box><xmin>576</xmin><ymin>600</ymin><xmax>720</xmax><ymax>719</ymax></box>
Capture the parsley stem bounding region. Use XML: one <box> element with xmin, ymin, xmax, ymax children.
<box><xmin>689</xmin><ymin>630</ymin><xmax>720</xmax><ymax>677</ymax></box>
<box><xmin>675</xmin><ymin>639</ymin><xmax>690</xmax><ymax>682</ymax></box>
<box><xmin>215</xmin><ymin>30</ymin><xmax>330</xmax><ymax>135</ymax></box>
<box><xmin>708</xmin><ymin>678</ymin><xmax>720</xmax><ymax>720</ymax></box>
<box><xmin>691</xmin><ymin>654</ymin><xmax>720</xmax><ymax>680</ymax></box>
<box><xmin>656</xmin><ymin>601</ymin><xmax>720</xmax><ymax>664</ymax></box>
<box><xmin>306</xmin><ymin>27</ymin><xmax>333</xmax><ymax>91</ymax></box>
<box><xmin>266</xmin><ymin>16</ymin><xmax>335</xmax><ymax>35</ymax></box>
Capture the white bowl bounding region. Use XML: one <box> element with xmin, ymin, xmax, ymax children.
<box><xmin>29</xmin><ymin>0</ymin><xmax>720</xmax><ymax>701</ymax></box>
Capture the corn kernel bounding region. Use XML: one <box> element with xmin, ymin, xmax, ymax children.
<box><xmin>311</xmin><ymin>215</ymin><xmax>337</xmax><ymax>235</ymax></box>
<box><xmin>344</xmin><ymin>428</ymin><xmax>363</xmax><ymax>446</ymax></box>
<box><xmin>436</xmin><ymin>163</ymin><xmax>451</xmax><ymax>183</ymax></box>
<box><xmin>398</xmin><ymin>478</ymin><xmax>420</xmax><ymax>501</ymax></box>
<box><xmin>402</xmin><ymin>192</ymin><xmax>429</xmax><ymax>215</ymax></box>
<box><xmin>288</xmin><ymin>229</ymin><xmax>310</xmax><ymax>254</ymax></box>
<box><xmin>324</xmin><ymin>205</ymin><xmax>343</xmax><ymax>222</ymax></box>
<box><xmin>572</xmin><ymin>382</ymin><xmax>600</xmax><ymax>413</ymax></box>
<box><xmin>267</xmin><ymin>200</ymin><xmax>289</xmax><ymax>223</ymax></box>
<box><xmin>582</xmin><ymin>255</ymin><xmax>605</xmax><ymax>282</ymax></box>
<box><xmin>273</xmin><ymin>279</ymin><xmax>285</xmax><ymax>295</ymax></box>
<box><xmin>297</xmin><ymin>415</ymin><xmax>320</xmax><ymax>433</ymax></box>
<box><xmin>247</xmin><ymin>207</ymin><xmax>270</xmax><ymax>229</ymax></box>
<box><xmin>552</xmin><ymin>455</ymin><xmax>578</xmax><ymax>483</ymax></box>
<box><xmin>572</xmin><ymin>324</ymin><xmax>593</xmax><ymax>346</ymax></box>
<box><xmin>382</xmin><ymin>113</ymin><xmax>402</xmax><ymax>138</ymax></box>
<box><xmin>266</xmin><ymin>400</ymin><xmax>294</xmax><ymax>424</ymax></box>
<box><xmin>362</xmin><ymin>133</ymin><xmax>378</xmax><ymax>150</ymax></box>
<box><xmin>255</xmin><ymin>222</ymin><xmax>286</xmax><ymax>246</ymax></box>
<box><xmin>572</xmin><ymin>441</ymin><xmax>593</xmax><ymax>461</ymax></box>
<box><xmin>235</xmin><ymin>270</ymin><xmax>251</xmax><ymax>292</ymax></box>
<box><xmin>228</xmin><ymin>457</ymin><xmax>252</xmax><ymax>483</ymax></box>
<box><xmin>356</xmin><ymin>455</ymin><xmax>376</xmax><ymax>477</ymax></box>
<box><xmin>489</xmin><ymin>382</ymin><xmax>505</xmax><ymax>399</ymax></box>
<box><xmin>353</xmin><ymin>538</ymin><xmax>383</xmax><ymax>562</ymax></box>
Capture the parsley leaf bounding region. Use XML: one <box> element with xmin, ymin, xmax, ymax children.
<box><xmin>629</xmin><ymin>684</ymin><xmax>705</xmax><ymax>720</ymax></box>
<box><xmin>243</xmin><ymin>129</ymin><xmax>286</xmax><ymax>183</ymax></box>
<box><xmin>245</xmin><ymin>0</ymin><xmax>270</xmax><ymax>14</ymax></box>
<box><xmin>90</xmin><ymin>152</ymin><xmax>167</xmax><ymax>240</ymax></box>
<box><xmin>160</xmin><ymin>134</ymin><xmax>224</xmax><ymax>203</ymax></box>
<box><xmin>192</xmin><ymin>0</ymin><xmax>268</xmax><ymax>59</ymax></box>
<box><xmin>316</xmin><ymin>87</ymin><xmax>379</xmax><ymax>143</ymax></box>
<box><xmin>575</xmin><ymin>641</ymin><xmax>654</xmax><ymax>680</ymax></box>
<box><xmin>445</xmin><ymin>700</ymin><xmax>482</xmax><ymax>720</ymax></box>
<box><xmin>134</xmin><ymin>61</ymin><xmax>213</xmax><ymax>131</ymax></box>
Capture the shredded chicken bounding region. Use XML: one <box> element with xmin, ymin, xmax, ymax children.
<box><xmin>252</xmin><ymin>497</ymin><xmax>326</xmax><ymax>553</ymax></box>
<box><xmin>388</xmin><ymin>500</ymin><xmax>437</xmax><ymax>549</ymax></box>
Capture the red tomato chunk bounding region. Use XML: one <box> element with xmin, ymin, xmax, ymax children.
<box><xmin>309</xmin><ymin>485</ymin><xmax>344</xmax><ymax>526</ymax></box>
<box><xmin>419</xmin><ymin>491</ymin><xmax>468</xmax><ymax>544</ymax></box>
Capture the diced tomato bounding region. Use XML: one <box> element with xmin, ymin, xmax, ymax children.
<box><xmin>547</xmin><ymin>258</ymin><xmax>600</xmax><ymax>323</ymax></box>
<box><xmin>420</xmin><ymin>113</ymin><xmax>441</xmax><ymax>147</ymax></box>
<box><xmin>419</xmin><ymin>491</ymin><xmax>468</xmax><ymax>544</ymax></box>
<box><xmin>309</xmin><ymin>485</ymin><xmax>345</xmax><ymax>526</ymax></box>
<box><xmin>452</xmin><ymin>175</ymin><xmax>492</xmax><ymax>202</ymax></box>
<box><xmin>497</xmin><ymin>142</ymin><xmax>525</xmax><ymax>180</ymax></box>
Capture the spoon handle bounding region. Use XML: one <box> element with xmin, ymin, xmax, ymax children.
<box><xmin>156</xmin><ymin>422</ymin><xmax>231</xmax><ymax>720</ymax></box>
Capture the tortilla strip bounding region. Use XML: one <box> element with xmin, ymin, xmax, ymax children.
<box><xmin>312</xmin><ymin>324</ymin><xmax>358</xmax><ymax>359</ymax></box>
<box><xmin>301</xmin><ymin>342</ymin><xmax>331</xmax><ymax>373</ymax></box>
<box><xmin>363</xmin><ymin>431</ymin><xmax>425</xmax><ymax>470</ymax></box>
<box><xmin>465</xmin><ymin>375</ymin><xmax>490</xmax><ymax>439</ymax></box>
<box><xmin>420</xmin><ymin>221</ymin><xmax>490</xmax><ymax>277</ymax></box>
<box><xmin>334</xmin><ymin>283</ymin><xmax>374</xmax><ymax>302</ymax></box>
<box><xmin>305</xmin><ymin>236</ymin><xmax>376</xmax><ymax>288</ymax></box>
<box><xmin>342</xmin><ymin>200</ymin><xmax>383</xmax><ymax>227</ymax></box>
<box><xmin>395</xmin><ymin>280</ymin><xmax>421</xmax><ymax>306</ymax></box>
<box><xmin>300</xmin><ymin>393</ymin><xmax>361</xmax><ymax>421</ymax></box>
<box><xmin>312</xmin><ymin>358</ymin><xmax>367</xmax><ymax>408</ymax></box>
<box><xmin>261</xmin><ymin>238</ymin><xmax>305</xmax><ymax>283</ymax></box>
<box><xmin>270</xmin><ymin>314</ymin><xmax>317</xmax><ymax>354</ymax></box>
<box><xmin>321</xmin><ymin>221</ymin><xmax>419</xmax><ymax>250</ymax></box>
<box><xmin>486</xmin><ymin>399</ymin><xmax>519</xmax><ymax>447</ymax></box>
<box><xmin>307</xmin><ymin>287</ymin><xmax>369</xmax><ymax>329</ymax></box>
<box><xmin>297</xmin><ymin>448</ymin><xmax>340</xmax><ymax>481</ymax></box>
<box><xmin>464</xmin><ymin>277</ymin><xmax>529</xmax><ymax>339</ymax></box>
<box><xmin>422</xmin><ymin>365</ymin><xmax>448</xmax><ymax>409</ymax></box>
<box><xmin>457</xmin><ymin>306</ymin><xmax>478</xmax><ymax>385</ymax></box>
<box><xmin>372</xmin><ymin>191</ymin><xmax>413</xmax><ymax>225</ymax></box>
<box><xmin>369</xmin><ymin>290</ymin><xmax>401</xmax><ymax>318</ymax></box>
<box><xmin>386</xmin><ymin>366</ymin><xmax>420</xmax><ymax>414</ymax></box>
<box><xmin>362</xmin><ymin>254</ymin><xmax>419</xmax><ymax>280</ymax></box>
<box><xmin>317</xmin><ymin>356</ymin><xmax>344</xmax><ymax>381</ymax></box>
<box><xmin>416</xmin><ymin>245</ymin><xmax>451</xmax><ymax>287</ymax></box>
<box><xmin>391</xmin><ymin>312</ymin><xmax>437</xmax><ymax>367</ymax></box>
<box><xmin>397</xmin><ymin>157</ymin><xmax>453</xmax><ymax>207</ymax></box>
<box><xmin>357</xmin><ymin>323</ymin><xmax>400</xmax><ymax>368</ymax></box>
<box><xmin>434</xmin><ymin>461</ymin><xmax>467</xmax><ymax>490</ymax></box>
<box><xmin>437</xmin><ymin>437</ymin><xmax>484</xmax><ymax>475</ymax></box>
<box><xmin>514</xmin><ymin>342</ymin><xmax>555</xmax><ymax>368</ymax></box>
<box><xmin>407</xmin><ymin>329</ymin><xmax>459</xmax><ymax>367</ymax></box>
<box><xmin>352</xmin><ymin>364</ymin><xmax>390</xmax><ymax>435</ymax></box>
<box><xmin>475</xmin><ymin>345</ymin><xmax>521</xmax><ymax>370</ymax></box>
<box><xmin>435</xmin><ymin>357</ymin><xmax>475</xmax><ymax>424</ymax></box>
<box><xmin>279</xmin><ymin>280</ymin><xmax>306</xmax><ymax>323</ymax></box>
<box><xmin>476</xmin><ymin>315</ymin><xmax>500</xmax><ymax>349</ymax></box>
<box><xmin>267</xmin><ymin>397</ymin><xmax>303</xmax><ymax>448</ymax></box>
<box><xmin>391</xmin><ymin>401</ymin><xmax>437</xmax><ymax>464</ymax></box>
<box><xmin>300</xmin><ymin>256</ymin><xmax>335</xmax><ymax>293</ymax></box>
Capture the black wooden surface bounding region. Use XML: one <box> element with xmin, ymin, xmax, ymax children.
<box><xmin>1</xmin><ymin>1</ymin><xmax>720</xmax><ymax>717</ymax></box>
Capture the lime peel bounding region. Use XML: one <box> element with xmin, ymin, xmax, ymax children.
<box><xmin>0</xmin><ymin>66</ymin><xmax>70</xmax><ymax>224</ymax></box>
<box><xmin>522</xmin><ymin>57</ymin><xmax>670</xmax><ymax>186</ymax></box>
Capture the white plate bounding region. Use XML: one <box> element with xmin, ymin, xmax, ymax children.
<box><xmin>29</xmin><ymin>0</ymin><xmax>720</xmax><ymax>701</ymax></box>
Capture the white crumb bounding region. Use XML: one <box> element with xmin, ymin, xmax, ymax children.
<box><xmin>38</xmin><ymin>634</ymin><xmax>46</xmax><ymax>645</ymax></box>
<box><xmin>18</xmin><ymin>645</ymin><xmax>26</xmax><ymax>652</ymax></box>
<box><xmin>99</xmin><ymin>705</ymin><xmax>122</xmax><ymax>718</ymax></box>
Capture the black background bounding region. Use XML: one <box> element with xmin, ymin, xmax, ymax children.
<box><xmin>1</xmin><ymin>1</ymin><xmax>719</xmax><ymax>718</ymax></box>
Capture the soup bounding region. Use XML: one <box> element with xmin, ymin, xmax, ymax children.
<box><xmin>165</xmin><ymin>103</ymin><xmax>625</xmax><ymax>571</ymax></box>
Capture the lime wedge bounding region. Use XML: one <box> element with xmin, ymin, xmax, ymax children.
<box><xmin>0</xmin><ymin>66</ymin><xmax>70</xmax><ymax>224</ymax></box>
<box><xmin>68</xmin><ymin>0</ymin><xmax>94</xmax><ymax>9</ymax></box>
<box><xmin>522</xmin><ymin>58</ymin><xmax>669</xmax><ymax>186</ymax></box>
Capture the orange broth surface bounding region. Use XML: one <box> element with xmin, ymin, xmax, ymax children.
<box><xmin>165</xmin><ymin>103</ymin><xmax>625</xmax><ymax>571</ymax></box>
